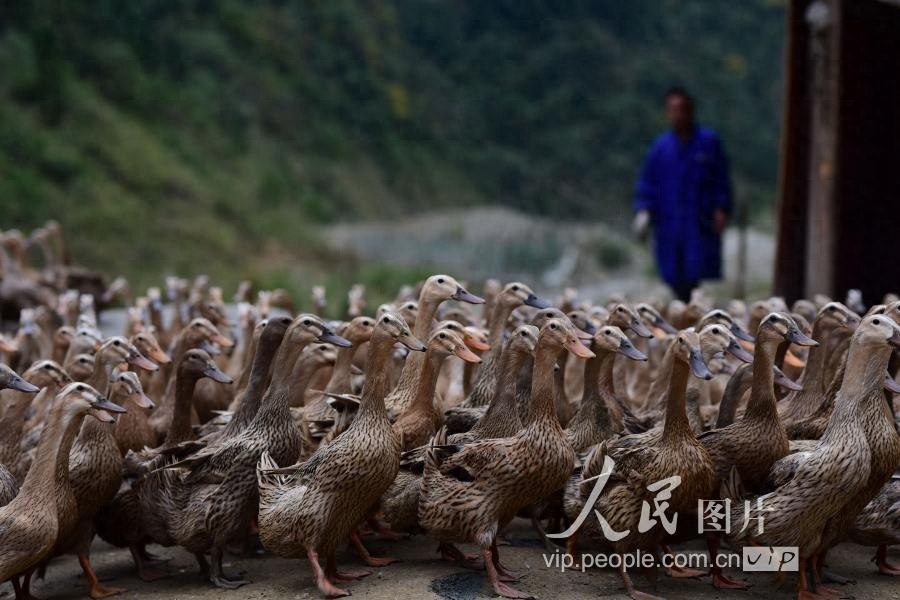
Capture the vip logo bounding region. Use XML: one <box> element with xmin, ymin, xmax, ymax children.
<box><xmin>742</xmin><ymin>546</ymin><xmax>799</xmax><ymax>572</ymax></box>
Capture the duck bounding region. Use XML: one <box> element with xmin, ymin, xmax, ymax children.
<box><xmin>562</xmin><ymin>329</ymin><xmax>715</xmax><ymax>600</ymax></box>
<box><xmin>713</xmin><ymin>363</ymin><xmax>802</xmax><ymax>429</ymax></box>
<box><xmin>393</xmin><ymin>328</ymin><xmax>481</xmax><ymax>452</ymax></box>
<box><xmin>727</xmin><ymin>314</ymin><xmax>900</xmax><ymax>599</ymax></box>
<box><xmin>165</xmin><ymin>315</ymin><xmax>351</xmax><ymax>589</ymax></box>
<box><xmin>384</xmin><ymin>275</ymin><xmax>484</xmax><ymax>417</ymax></box>
<box><xmin>418</xmin><ymin>318</ymin><xmax>593</xmax><ymax>599</ymax></box>
<box><xmin>0</xmin><ymin>383</ymin><xmax>124</xmax><ymax>597</ymax></box>
<box><xmin>95</xmin><ymin>349</ymin><xmax>232</xmax><ymax>582</ymax></box>
<box><xmin>256</xmin><ymin>310</ymin><xmax>424</xmax><ymax>598</ymax></box>
<box><xmin>379</xmin><ymin>325</ymin><xmax>538</xmax><ymax>544</ymax></box>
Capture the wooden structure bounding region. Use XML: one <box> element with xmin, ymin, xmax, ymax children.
<box><xmin>775</xmin><ymin>0</ymin><xmax>900</xmax><ymax>303</ymax></box>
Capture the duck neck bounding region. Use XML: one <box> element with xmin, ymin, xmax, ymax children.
<box><xmin>163</xmin><ymin>371</ymin><xmax>202</xmax><ymax>448</ymax></box>
<box><xmin>253</xmin><ymin>340</ymin><xmax>310</xmax><ymax>423</ymax></box>
<box><xmin>405</xmin><ymin>350</ymin><xmax>446</xmax><ymax>418</ymax></box>
<box><xmin>798</xmin><ymin>322</ymin><xmax>831</xmax><ymax>389</ymax></box>
<box><xmin>526</xmin><ymin>343</ymin><xmax>562</xmax><ymax>426</ymax></box>
<box><xmin>324</xmin><ymin>344</ymin><xmax>357</xmax><ymax>394</ymax></box>
<box><xmin>487</xmin><ymin>301</ymin><xmax>515</xmax><ymax>348</ymax></box>
<box><xmin>19</xmin><ymin>401</ymin><xmax>85</xmax><ymax>498</ymax></box>
<box><xmin>356</xmin><ymin>331</ymin><xmax>397</xmax><ymax>421</ymax></box>
<box><xmin>227</xmin><ymin>332</ymin><xmax>284</xmax><ymax>432</ymax></box>
<box><xmin>285</xmin><ymin>355</ymin><xmax>323</xmax><ymax>407</ymax></box>
<box><xmin>715</xmin><ymin>364</ymin><xmax>753</xmax><ymax>428</ymax></box>
<box><xmin>415</xmin><ymin>298</ymin><xmax>441</xmax><ymax>340</ymax></box>
<box><xmin>744</xmin><ymin>339</ymin><xmax>779</xmax><ymax>421</ymax></box>
<box><xmin>660</xmin><ymin>355</ymin><xmax>693</xmax><ymax>441</ymax></box>
<box><xmin>478</xmin><ymin>347</ymin><xmax>529</xmax><ymax>429</ymax></box>
<box><xmin>0</xmin><ymin>391</ymin><xmax>33</xmax><ymax>465</ymax></box>
<box><xmin>835</xmin><ymin>341</ymin><xmax>891</xmax><ymax>411</ymax></box>
<box><xmin>86</xmin><ymin>355</ymin><xmax>117</xmax><ymax>395</ymax></box>
<box><xmin>584</xmin><ymin>345</ymin><xmax>616</xmax><ymax>407</ymax></box>
<box><xmin>645</xmin><ymin>345</ymin><xmax>675</xmax><ymax>410</ymax></box>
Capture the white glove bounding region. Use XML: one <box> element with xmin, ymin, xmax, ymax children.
<box><xmin>632</xmin><ymin>210</ymin><xmax>650</xmax><ymax>239</ymax></box>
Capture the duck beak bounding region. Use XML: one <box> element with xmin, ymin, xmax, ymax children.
<box><xmin>453</xmin><ymin>345</ymin><xmax>482</xmax><ymax>364</ymax></box>
<box><xmin>630</xmin><ymin>319</ymin><xmax>653</xmax><ymax>339</ymax></box>
<box><xmin>784</xmin><ymin>349</ymin><xmax>806</xmax><ymax>369</ymax></box>
<box><xmin>95</xmin><ymin>397</ymin><xmax>127</xmax><ymax>414</ymax></box>
<box><xmin>565</xmin><ymin>337</ymin><xmax>595</xmax><ymax>359</ymax></box>
<box><xmin>575</xmin><ymin>328</ymin><xmax>594</xmax><ymax>341</ymax></box>
<box><xmin>772</xmin><ymin>366</ymin><xmax>802</xmax><ymax>391</ymax></box>
<box><xmin>88</xmin><ymin>408</ymin><xmax>116</xmax><ymax>423</ymax></box>
<box><xmin>463</xmin><ymin>333</ymin><xmax>490</xmax><ymax>352</ymax></box>
<box><xmin>128</xmin><ymin>350</ymin><xmax>159</xmax><ymax>372</ymax></box>
<box><xmin>726</xmin><ymin>339</ymin><xmax>754</xmax><ymax>363</ymax></box>
<box><xmin>654</xmin><ymin>317</ymin><xmax>678</xmax><ymax>335</ymax></box>
<box><xmin>350</xmin><ymin>364</ymin><xmax>364</xmax><ymax>376</ymax></box>
<box><xmin>578</xmin><ymin>320</ymin><xmax>598</xmax><ymax>337</ymax></box>
<box><xmin>785</xmin><ymin>328</ymin><xmax>818</xmax><ymax>347</ymax></box>
<box><xmin>147</xmin><ymin>347</ymin><xmax>172</xmax><ymax>364</ymax></box>
<box><xmin>730</xmin><ymin>323</ymin><xmax>755</xmax><ymax>343</ymax></box>
<box><xmin>689</xmin><ymin>348</ymin><xmax>713</xmax><ymax>380</ymax></box>
<box><xmin>617</xmin><ymin>339</ymin><xmax>647</xmax><ymax>362</ymax></box>
<box><xmin>203</xmin><ymin>363</ymin><xmax>233</xmax><ymax>384</ymax></box>
<box><xmin>524</xmin><ymin>293</ymin><xmax>552</xmax><ymax>310</ymax></box>
<box><xmin>884</xmin><ymin>373</ymin><xmax>900</xmax><ymax>394</ymax></box>
<box><xmin>8</xmin><ymin>376</ymin><xmax>40</xmax><ymax>393</ymax></box>
<box><xmin>398</xmin><ymin>332</ymin><xmax>427</xmax><ymax>352</ymax></box>
<box><xmin>0</xmin><ymin>339</ymin><xmax>17</xmax><ymax>353</ymax></box>
<box><xmin>888</xmin><ymin>325</ymin><xmax>900</xmax><ymax>349</ymax></box>
<box><xmin>211</xmin><ymin>332</ymin><xmax>234</xmax><ymax>349</ymax></box>
<box><xmin>452</xmin><ymin>286</ymin><xmax>485</xmax><ymax>304</ymax></box>
<box><xmin>199</xmin><ymin>339</ymin><xmax>221</xmax><ymax>355</ymax></box>
<box><xmin>135</xmin><ymin>392</ymin><xmax>155</xmax><ymax>410</ymax></box>
<box><xmin>318</xmin><ymin>329</ymin><xmax>352</xmax><ymax>348</ymax></box>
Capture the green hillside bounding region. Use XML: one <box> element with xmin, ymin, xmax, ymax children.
<box><xmin>0</xmin><ymin>0</ymin><xmax>786</xmax><ymax>297</ymax></box>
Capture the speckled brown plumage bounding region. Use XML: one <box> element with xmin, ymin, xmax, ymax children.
<box><xmin>419</xmin><ymin>319</ymin><xmax>586</xmax><ymax>599</ymax></box>
<box><xmin>257</xmin><ymin>311</ymin><xmax>420</xmax><ymax>598</ymax></box>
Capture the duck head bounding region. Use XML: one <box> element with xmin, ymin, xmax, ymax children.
<box><xmin>757</xmin><ymin>312</ymin><xmax>818</xmax><ymax>347</ymax></box>
<box><xmin>0</xmin><ymin>363</ymin><xmax>41</xmax><ymax>393</ymax></box>
<box><xmin>375</xmin><ymin>310</ymin><xmax>426</xmax><ymax>352</ymax></box>
<box><xmin>99</xmin><ymin>336</ymin><xmax>159</xmax><ymax>372</ymax></box>
<box><xmin>672</xmin><ymin>330</ymin><xmax>712</xmax><ymax>380</ymax></box>
<box><xmin>421</xmin><ymin>275</ymin><xmax>484</xmax><ymax>305</ymax></box>
<box><xmin>58</xmin><ymin>382</ymin><xmax>126</xmax><ymax>423</ymax></box>
<box><xmin>540</xmin><ymin>318</ymin><xmax>595</xmax><ymax>359</ymax></box>
<box><xmin>23</xmin><ymin>359</ymin><xmax>71</xmax><ymax>389</ymax></box>
<box><xmin>608</xmin><ymin>303</ymin><xmax>653</xmax><ymax>338</ymax></box>
<box><xmin>593</xmin><ymin>325</ymin><xmax>647</xmax><ymax>361</ymax></box>
<box><xmin>111</xmin><ymin>370</ymin><xmax>154</xmax><ymax>410</ymax></box>
<box><xmin>636</xmin><ymin>302</ymin><xmax>678</xmax><ymax>335</ymax></box>
<box><xmin>699</xmin><ymin>323</ymin><xmax>753</xmax><ymax>364</ymax></box>
<box><xmin>427</xmin><ymin>329</ymin><xmax>482</xmax><ymax>364</ymax></box>
<box><xmin>180</xmin><ymin>348</ymin><xmax>233</xmax><ymax>384</ymax></box>
<box><xmin>288</xmin><ymin>314</ymin><xmax>352</xmax><ymax>349</ymax></box>
<box><xmin>499</xmin><ymin>282</ymin><xmax>551</xmax><ymax>311</ymax></box>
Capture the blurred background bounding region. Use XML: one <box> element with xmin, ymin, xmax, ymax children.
<box><xmin>0</xmin><ymin>1</ymin><xmax>790</xmax><ymax>312</ymax></box>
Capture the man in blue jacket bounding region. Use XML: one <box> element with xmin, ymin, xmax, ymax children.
<box><xmin>633</xmin><ymin>88</ymin><xmax>732</xmax><ymax>301</ymax></box>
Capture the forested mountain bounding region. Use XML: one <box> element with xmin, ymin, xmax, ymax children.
<box><xmin>0</xmin><ymin>0</ymin><xmax>785</xmax><ymax>291</ymax></box>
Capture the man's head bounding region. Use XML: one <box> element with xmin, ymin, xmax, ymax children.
<box><xmin>664</xmin><ymin>87</ymin><xmax>694</xmax><ymax>134</ymax></box>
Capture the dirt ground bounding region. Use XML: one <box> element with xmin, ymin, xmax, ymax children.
<box><xmin>17</xmin><ymin>520</ymin><xmax>900</xmax><ymax>600</ymax></box>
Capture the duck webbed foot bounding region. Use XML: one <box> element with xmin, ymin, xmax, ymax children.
<box><xmin>326</xmin><ymin>553</ymin><xmax>372</xmax><ymax>582</ymax></box>
<box><xmin>482</xmin><ymin>546</ymin><xmax>534</xmax><ymax>599</ymax></box>
<box><xmin>874</xmin><ymin>544</ymin><xmax>900</xmax><ymax>576</ymax></box>
<box><xmin>307</xmin><ymin>549</ymin><xmax>350</xmax><ymax>598</ymax></box>
<box><xmin>209</xmin><ymin>547</ymin><xmax>249</xmax><ymax>589</ymax></box>
<box><xmin>349</xmin><ymin>529</ymin><xmax>400</xmax><ymax>567</ymax></box>
<box><xmin>78</xmin><ymin>555</ymin><xmax>126</xmax><ymax>599</ymax></box>
<box><xmin>710</xmin><ymin>565</ymin><xmax>751</xmax><ymax>589</ymax></box>
<box><xmin>437</xmin><ymin>542</ymin><xmax>484</xmax><ymax>570</ymax></box>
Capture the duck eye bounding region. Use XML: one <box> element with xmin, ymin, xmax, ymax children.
<box><xmin>873</xmin><ymin>318</ymin><xmax>881</xmax><ymax>325</ymax></box>
<box><xmin>550</xmin><ymin>323</ymin><xmax>557</xmax><ymax>330</ymax></box>
<box><xmin>113</xmin><ymin>340</ymin><xmax>120</xmax><ymax>346</ymax></box>
<box><xmin>382</xmin><ymin>317</ymin><xmax>390</xmax><ymax>324</ymax></box>
<box><xmin>303</xmin><ymin>319</ymin><xmax>311</xmax><ymax>326</ymax></box>
<box><xmin>437</xmin><ymin>278</ymin><xmax>445</xmax><ymax>284</ymax></box>
<box><xmin>617</xmin><ymin>307</ymin><xmax>624</xmax><ymax>312</ymax></box>
<box><xmin>439</xmin><ymin>333</ymin><xmax>446</xmax><ymax>339</ymax></box>
<box><xmin>604</xmin><ymin>328</ymin><xmax>611</xmax><ymax>335</ymax></box>
<box><xmin>512</xmin><ymin>285</ymin><xmax>519</xmax><ymax>291</ymax></box>
<box><xmin>76</xmin><ymin>385</ymin><xmax>85</xmax><ymax>391</ymax></box>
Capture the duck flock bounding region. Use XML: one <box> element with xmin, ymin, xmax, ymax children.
<box><xmin>0</xmin><ymin>222</ymin><xmax>898</xmax><ymax>600</ymax></box>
